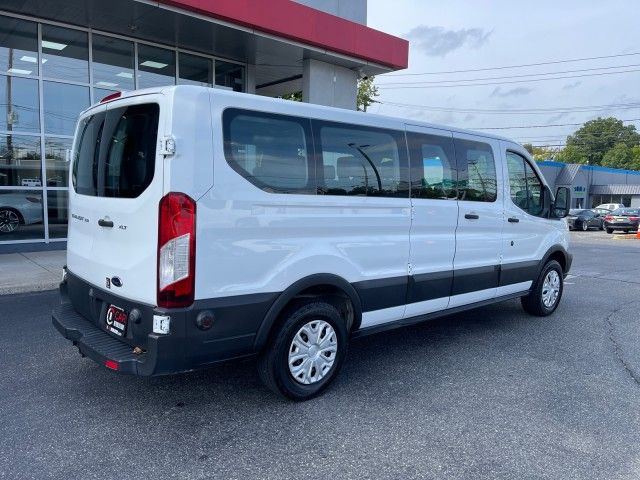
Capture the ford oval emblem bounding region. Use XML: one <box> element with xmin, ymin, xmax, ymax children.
<box><xmin>111</xmin><ymin>277</ymin><xmax>123</xmax><ymax>288</ymax></box>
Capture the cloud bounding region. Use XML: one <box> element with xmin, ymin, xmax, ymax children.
<box><xmin>405</xmin><ymin>25</ymin><xmax>492</xmax><ymax>56</ymax></box>
<box><xmin>562</xmin><ymin>81</ymin><xmax>582</xmax><ymax>91</ymax></box>
<box><xmin>490</xmin><ymin>87</ymin><xmax>533</xmax><ymax>98</ymax></box>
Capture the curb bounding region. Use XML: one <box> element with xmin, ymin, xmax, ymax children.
<box><xmin>611</xmin><ymin>235</ymin><xmax>640</xmax><ymax>240</ymax></box>
<box><xmin>0</xmin><ymin>282</ymin><xmax>59</xmax><ymax>296</ymax></box>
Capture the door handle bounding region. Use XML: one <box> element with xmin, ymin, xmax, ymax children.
<box><xmin>98</xmin><ymin>218</ymin><xmax>114</xmax><ymax>228</ymax></box>
<box><xmin>464</xmin><ymin>213</ymin><xmax>479</xmax><ymax>220</ymax></box>
<box><xmin>508</xmin><ymin>217</ymin><xmax>520</xmax><ymax>223</ymax></box>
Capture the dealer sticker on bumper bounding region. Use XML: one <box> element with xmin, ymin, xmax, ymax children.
<box><xmin>106</xmin><ymin>305</ymin><xmax>128</xmax><ymax>337</ymax></box>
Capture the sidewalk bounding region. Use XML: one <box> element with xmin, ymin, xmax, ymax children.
<box><xmin>0</xmin><ymin>250</ymin><xmax>65</xmax><ymax>295</ymax></box>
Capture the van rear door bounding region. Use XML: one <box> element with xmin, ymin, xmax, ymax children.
<box><xmin>67</xmin><ymin>94</ymin><xmax>165</xmax><ymax>304</ymax></box>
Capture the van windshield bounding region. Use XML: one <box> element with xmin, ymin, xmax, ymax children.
<box><xmin>72</xmin><ymin>103</ymin><xmax>159</xmax><ymax>198</ymax></box>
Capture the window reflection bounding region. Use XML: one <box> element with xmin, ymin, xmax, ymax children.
<box><xmin>45</xmin><ymin>137</ymin><xmax>72</xmax><ymax>187</ymax></box>
<box><xmin>0</xmin><ymin>75</ymin><xmax>40</xmax><ymax>133</ymax></box>
<box><xmin>0</xmin><ymin>189</ymin><xmax>44</xmax><ymax>240</ymax></box>
<box><xmin>216</xmin><ymin>60</ymin><xmax>244</xmax><ymax>92</ymax></box>
<box><xmin>0</xmin><ymin>135</ymin><xmax>41</xmax><ymax>187</ymax></box>
<box><xmin>0</xmin><ymin>16</ymin><xmax>39</xmax><ymax>77</ymax></box>
<box><xmin>43</xmin><ymin>82</ymin><xmax>89</xmax><ymax>136</ymax></box>
<box><xmin>138</xmin><ymin>44</ymin><xmax>175</xmax><ymax>88</ymax></box>
<box><xmin>92</xmin><ymin>35</ymin><xmax>134</xmax><ymax>91</ymax></box>
<box><xmin>41</xmin><ymin>25</ymin><xmax>89</xmax><ymax>83</ymax></box>
<box><xmin>47</xmin><ymin>189</ymin><xmax>68</xmax><ymax>238</ymax></box>
<box><xmin>179</xmin><ymin>53</ymin><xmax>212</xmax><ymax>86</ymax></box>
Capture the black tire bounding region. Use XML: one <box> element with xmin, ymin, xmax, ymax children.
<box><xmin>521</xmin><ymin>260</ymin><xmax>564</xmax><ymax>317</ymax></box>
<box><xmin>257</xmin><ymin>301</ymin><xmax>348</xmax><ymax>401</ymax></box>
<box><xmin>600</xmin><ymin>223</ymin><xmax>605</xmax><ymax>231</ymax></box>
<box><xmin>606</xmin><ymin>228</ymin><xmax>613</xmax><ymax>234</ymax></box>
<box><xmin>581</xmin><ymin>221</ymin><xmax>588</xmax><ymax>231</ymax></box>
<box><xmin>0</xmin><ymin>207</ymin><xmax>22</xmax><ymax>234</ymax></box>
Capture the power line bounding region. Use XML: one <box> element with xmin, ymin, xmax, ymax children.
<box><xmin>377</xmin><ymin>100</ymin><xmax>640</xmax><ymax>115</ymax></box>
<box><xmin>381</xmin><ymin>51</ymin><xmax>640</xmax><ymax>77</ymax></box>
<box><xmin>377</xmin><ymin>68</ymin><xmax>640</xmax><ymax>89</ymax></box>
<box><xmin>472</xmin><ymin>118</ymin><xmax>640</xmax><ymax>130</ymax></box>
<box><xmin>378</xmin><ymin>63</ymin><xmax>640</xmax><ymax>86</ymax></box>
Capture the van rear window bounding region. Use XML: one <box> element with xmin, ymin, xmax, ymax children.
<box><xmin>72</xmin><ymin>103</ymin><xmax>159</xmax><ymax>198</ymax></box>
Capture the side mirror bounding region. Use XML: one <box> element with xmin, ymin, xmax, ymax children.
<box><xmin>553</xmin><ymin>186</ymin><xmax>570</xmax><ymax>218</ymax></box>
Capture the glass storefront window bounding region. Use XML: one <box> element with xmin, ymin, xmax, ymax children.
<box><xmin>0</xmin><ymin>135</ymin><xmax>41</xmax><ymax>187</ymax></box>
<box><xmin>0</xmin><ymin>16</ymin><xmax>39</xmax><ymax>77</ymax></box>
<box><xmin>137</xmin><ymin>44</ymin><xmax>175</xmax><ymax>88</ymax></box>
<box><xmin>43</xmin><ymin>81</ymin><xmax>89</xmax><ymax>136</ymax></box>
<box><xmin>0</xmin><ymin>75</ymin><xmax>40</xmax><ymax>133</ymax></box>
<box><xmin>92</xmin><ymin>35</ymin><xmax>134</xmax><ymax>91</ymax></box>
<box><xmin>44</xmin><ymin>137</ymin><xmax>72</xmax><ymax>187</ymax></box>
<box><xmin>178</xmin><ymin>53</ymin><xmax>212</xmax><ymax>86</ymax></box>
<box><xmin>0</xmin><ymin>189</ymin><xmax>44</xmax><ymax>240</ymax></box>
<box><xmin>46</xmin><ymin>189</ymin><xmax>68</xmax><ymax>238</ymax></box>
<box><xmin>41</xmin><ymin>25</ymin><xmax>89</xmax><ymax>83</ymax></box>
<box><xmin>216</xmin><ymin>60</ymin><xmax>244</xmax><ymax>92</ymax></box>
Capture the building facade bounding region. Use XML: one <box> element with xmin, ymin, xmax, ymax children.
<box><xmin>538</xmin><ymin>161</ymin><xmax>640</xmax><ymax>209</ymax></box>
<box><xmin>0</xmin><ymin>0</ymin><xmax>408</xmax><ymax>251</ymax></box>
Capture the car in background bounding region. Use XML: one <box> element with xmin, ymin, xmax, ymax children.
<box><xmin>603</xmin><ymin>208</ymin><xmax>640</xmax><ymax>234</ymax></box>
<box><xmin>21</xmin><ymin>178</ymin><xmax>42</xmax><ymax>187</ymax></box>
<box><xmin>592</xmin><ymin>207</ymin><xmax>612</xmax><ymax>216</ymax></box>
<box><xmin>0</xmin><ymin>193</ymin><xmax>43</xmax><ymax>233</ymax></box>
<box><xmin>567</xmin><ymin>209</ymin><xmax>604</xmax><ymax>231</ymax></box>
<box><xmin>596</xmin><ymin>203</ymin><xmax>624</xmax><ymax>212</ymax></box>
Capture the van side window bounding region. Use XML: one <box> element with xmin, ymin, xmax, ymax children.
<box><xmin>223</xmin><ymin>109</ymin><xmax>313</xmax><ymax>193</ymax></box>
<box><xmin>316</xmin><ymin>123</ymin><xmax>407</xmax><ymax>197</ymax></box>
<box><xmin>406</xmin><ymin>132</ymin><xmax>457</xmax><ymax>199</ymax></box>
<box><xmin>506</xmin><ymin>151</ymin><xmax>545</xmax><ymax>217</ymax></box>
<box><xmin>454</xmin><ymin>138</ymin><xmax>497</xmax><ymax>202</ymax></box>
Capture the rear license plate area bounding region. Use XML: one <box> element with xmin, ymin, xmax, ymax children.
<box><xmin>105</xmin><ymin>305</ymin><xmax>128</xmax><ymax>337</ymax></box>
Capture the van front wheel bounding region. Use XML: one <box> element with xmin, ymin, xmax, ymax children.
<box><xmin>521</xmin><ymin>260</ymin><xmax>564</xmax><ymax>317</ymax></box>
<box><xmin>257</xmin><ymin>301</ymin><xmax>348</xmax><ymax>400</ymax></box>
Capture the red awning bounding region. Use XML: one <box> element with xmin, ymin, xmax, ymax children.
<box><xmin>155</xmin><ymin>0</ymin><xmax>409</xmax><ymax>70</ymax></box>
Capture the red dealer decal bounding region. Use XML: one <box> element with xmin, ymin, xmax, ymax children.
<box><xmin>155</xmin><ymin>0</ymin><xmax>409</xmax><ymax>70</ymax></box>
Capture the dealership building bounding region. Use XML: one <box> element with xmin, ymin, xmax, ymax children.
<box><xmin>538</xmin><ymin>161</ymin><xmax>640</xmax><ymax>210</ymax></box>
<box><xmin>0</xmin><ymin>0</ymin><xmax>408</xmax><ymax>251</ymax></box>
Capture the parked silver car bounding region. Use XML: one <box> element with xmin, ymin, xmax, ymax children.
<box><xmin>0</xmin><ymin>193</ymin><xmax>43</xmax><ymax>233</ymax></box>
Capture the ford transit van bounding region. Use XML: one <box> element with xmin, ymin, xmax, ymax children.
<box><xmin>53</xmin><ymin>86</ymin><xmax>571</xmax><ymax>400</ymax></box>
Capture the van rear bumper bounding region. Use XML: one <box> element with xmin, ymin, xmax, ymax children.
<box><xmin>52</xmin><ymin>271</ymin><xmax>278</xmax><ymax>375</ymax></box>
<box><xmin>53</xmin><ymin>302</ymin><xmax>157</xmax><ymax>375</ymax></box>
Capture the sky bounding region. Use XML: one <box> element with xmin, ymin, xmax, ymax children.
<box><xmin>367</xmin><ymin>0</ymin><xmax>640</xmax><ymax>149</ymax></box>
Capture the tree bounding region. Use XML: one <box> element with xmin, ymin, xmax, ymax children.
<box><xmin>356</xmin><ymin>76</ymin><xmax>379</xmax><ymax>112</ymax></box>
<box><xmin>523</xmin><ymin>143</ymin><xmax>534</xmax><ymax>155</ymax></box>
<box><xmin>280</xmin><ymin>76</ymin><xmax>379</xmax><ymax>112</ymax></box>
<box><xmin>602</xmin><ymin>143</ymin><xmax>640</xmax><ymax>170</ymax></box>
<box><xmin>565</xmin><ymin>117</ymin><xmax>640</xmax><ymax>166</ymax></box>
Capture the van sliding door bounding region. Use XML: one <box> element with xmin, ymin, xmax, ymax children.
<box><xmin>404</xmin><ymin>125</ymin><xmax>458</xmax><ymax>318</ymax></box>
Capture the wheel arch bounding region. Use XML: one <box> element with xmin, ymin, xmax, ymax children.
<box><xmin>253</xmin><ymin>273</ymin><xmax>362</xmax><ymax>352</ymax></box>
<box><xmin>538</xmin><ymin>245</ymin><xmax>571</xmax><ymax>278</ymax></box>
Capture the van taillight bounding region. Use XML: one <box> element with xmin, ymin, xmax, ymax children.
<box><xmin>157</xmin><ymin>193</ymin><xmax>196</xmax><ymax>308</ymax></box>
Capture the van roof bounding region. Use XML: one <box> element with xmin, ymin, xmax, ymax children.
<box><xmin>82</xmin><ymin>85</ymin><xmax>518</xmax><ymax>145</ymax></box>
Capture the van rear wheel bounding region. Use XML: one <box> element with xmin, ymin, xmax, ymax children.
<box><xmin>521</xmin><ymin>260</ymin><xmax>563</xmax><ymax>316</ymax></box>
<box><xmin>257</xmin><ymin>301</ymin><xmax>348</xmax><ymax>400</ymax></box>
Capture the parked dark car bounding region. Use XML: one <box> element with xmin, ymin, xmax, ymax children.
<box><xmin>567</xmin><ymin>209</ymin><xmax>604</xmax><ymax>231</ymax></box>
<box><xmin>603</xmin><ymin>208</ymin><xmax>640</xmax><ymax>234</ymax></box>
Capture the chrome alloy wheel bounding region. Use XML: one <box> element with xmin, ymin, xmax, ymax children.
<box><xmin>541</xmin><ymin>270</ymin><xmax>561</xmax><ymax>308</ymax></box>
<box><xmin>0</xmin><ymin>209</ymin><xmax>19</xmax><ymax>233</ymax></box>
<box><xmin>288</xmin><ymin>320</ymin><xmax>337</xmax><ymax>385</ymax></box>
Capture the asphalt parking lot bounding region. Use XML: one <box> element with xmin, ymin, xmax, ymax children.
<box><xmin>1</xmin><ymin>231</ymin><xmax>639</xmax><ymax>480</ymax></box>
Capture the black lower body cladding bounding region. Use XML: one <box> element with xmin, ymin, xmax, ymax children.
<box><xmin>52</xmin><ymin>271</ymin><xmax>278</xmax><ymax>375</ymax></box>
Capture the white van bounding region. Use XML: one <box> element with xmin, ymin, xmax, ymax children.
<box><xmin>53</xmin><ymin>86</ymin><xmax>572</xmax><ymax>400</ymax></box>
